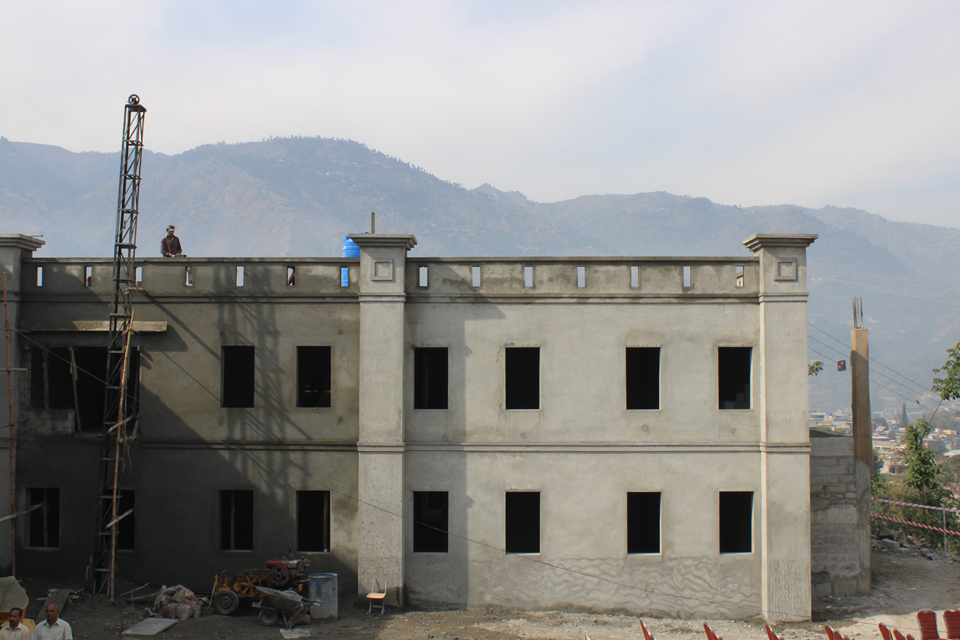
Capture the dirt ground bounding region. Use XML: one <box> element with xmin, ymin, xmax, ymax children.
<box><xmin>16</xmin><ymin>548</ymin><xmax>960</xmax><ymax>640</ymax></box>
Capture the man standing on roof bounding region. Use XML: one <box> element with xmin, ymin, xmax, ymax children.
<box><xmin>161</xmin><ymin>225</ymin><xmax>183</xmax><ymax>257</ymax></box>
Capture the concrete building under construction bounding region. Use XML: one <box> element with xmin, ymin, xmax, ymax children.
<box><xmin>0</xmin><ymin>229</ymin><xmax>870</xmax><ymax>621</ymax></box>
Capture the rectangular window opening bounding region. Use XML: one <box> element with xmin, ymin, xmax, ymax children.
<box><xmin>626</xmin><ymin>347</ymin><xmax>660</xmax><ymax>410</ymax></box>
<box><xmin>185</xmin><ymin>266</ymin><xmax>193</xmax><ymax>287</ymax></box>
<box><xmin>472</xmin><ymin>266</ymin><xmax>481</xmax><ymax>288</ymax></box>
<box><xmin>297</xmin><ymin>490</ymin><xmax>331</xmax><ymax>552</ymax></box>
<box><xmin>297</xmin><ymin>346</ymin><xmax>331</xmax><ymax>408</ymax></box>
<box><xmin>719</xmin><ymin>347</ymin><xmax>752</xmax><ymax>410</ymax></box>
<box><xmin>236</xmin><ymin>266</ymin><xmax>244</xmax><ymax>287</ymax></box>
<box><xmin>220</xmin><ymin>490</ymin><xmax>254</xmax><ymax>551</ymax></box>
<box><xmin>135</xmin><ymin>266</ymin><xmax>143</xmax><ymax>285</ymax></box>
<box><xmin>735</xmin><ymin>265</ymin><xmax>744</xmax><ymax>288</ymax></box>
<box><xmin>222</xmin><ymin>346</ymin><xmax>255</xmax><ymax>408</ymax></box>
<box><xmin>27</xmin><ymin>488</ymin><xmax>59</xmax><ymax>548</ymax></box>
<box><xmin>287</xmin><ymin>266</ymin><xmax>296</xmax><ymax>286</ymax></box>
<box><xmin>414</xmin><ymin>348</ymin><xmax>448</xmax><ymax>410</ymax></box>
<box><xmin>682</xmin><ymin>265</ymin><xmax>691</xmax><ymax>288</ymax></box>
<box><xmin>523</xmin><ymin>266</ymin><xmax>534</xmax><ymax>288</ymax></box>
<box><xmin>36</xmin><ymin>267</ymin><xmax>43</xmax><ymax>287</ymax></box>
<box><xmin>30</xmin><ymin>346</ymin><xmax>135</xmax><ymax>433</ymax></box>
<box><xmin>719</xmin><ymin>491</ymin><xmax>753</xmax><ymax>553</ymax></box>
<box><xmin>577</xmin><ymin>266</ymin><xmax>586</xmax><ymax>288</ymax></box>
<box><xmin>84</xmin><ymin>266</ymin><xmax>92</xmax><ymax>287</ymax></box>
<box><xmin>340</xmin><ymin>266</ymin><xmax>349</xmax><ymax>287</ymax></box>
<box><xmin>505</xmin><ymin>491</ymin><xmax>539</xmax><ymax>554</ymax></box>
<box><xmin>116</xmin><ymin>489</ymin><xmax>136</xmax><ymax>551</ymax></box>
<box><xmin>630</xmin><ymin>266</ymin><xmax>639</xmax><ymax>288</ymax></box>
<box><xmin>505</xmin><ymin>347</ymin><xmax>539</xmax><ymax>410</ymax></box>
<box><xmin>627</xmin><ymin>492</ymin><xmax>661</xmax><ymax>554</ymax></box>
<box><xmin>413</xmin><ymin>491</ymin><xmax>449</xmax><ymax>553</ymax></box>
<box><xmin>418</xmin><ymin>266</ymin><xmax>429</xmax><ymax>288</ymax></box>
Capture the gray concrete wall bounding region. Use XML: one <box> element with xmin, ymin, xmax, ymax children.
<box><xmin>6</xmin><ymin>234</ymin><xmax>826</xmax><ymax>620</ymax></box>
<box><xmin>810</xmin><ymin>431</ymin><xmax>869</xmax><ymax>596</ymax></box>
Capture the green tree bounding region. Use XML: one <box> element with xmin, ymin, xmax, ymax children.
<box><xmin>808</xmin><ymin>360</ymin><xmax>823</xmax><ymax>376</ymax></box>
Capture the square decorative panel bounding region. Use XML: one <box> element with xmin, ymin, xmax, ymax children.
<box><xmin>372</xmin><ymin>260</ymin><xmax>394</xmax><ymax>281</ymax></box>
<box><xmin>774</xmin><ymin>260</ymin><xmax>797</xmax><ymax>281</ymax></box>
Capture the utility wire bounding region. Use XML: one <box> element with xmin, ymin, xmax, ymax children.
<box><xmin>809</xmin><ymin>269</ymin><xmax>960</xmax><ymax>292</ymax></box>
<box><xmin>809</xmin><ymin>274</ymin><xmax>960</xmax><ymax>307</ymax></box>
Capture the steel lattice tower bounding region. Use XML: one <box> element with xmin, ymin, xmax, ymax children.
<box><xmin>95</xmin><ymin>94</ymin><xmax>145</xmax><ymax>598</ymax></box>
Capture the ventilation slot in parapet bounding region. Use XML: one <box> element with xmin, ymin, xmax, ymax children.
<box><xmin>135</xmin><ymin>267</ymin><xmax>143</xmax><ymax>285</ymax></box>
<box><xmin>84</xmin><ymin>266</ymin><xmax>92</xmax><ymax>287</ymax></box>
<box><xmin>185</xmin><ymin>266</ymin><xmax>193</xmax><ymax>287</ymax></box>
<box><xmin>36</xmin><ymin>267</ymin><xmax>43</xmax><ymax>287</ymax></box>
<box><xmin>287</xmin><ymin>266</ymin><xmax>296</xmax><ymax>286</ymax></box>
<box><xmin>524</xmin><ymin>266</ymin><xmax>534</xmax><ymax>288</ymax></box>
<box><xmin>735</xmin><ymin>265</ymin><xmax>744</xmax><ymax>288</ymax></box>
<box><xmin>419</xmin><ymin>266</ymin><xmax>429</xmax><ymax>288</ymax></box>
<box><xmin>630</xmin><ymin>266</ymin><xmax>639</xmax><ymax>288</ymax></box>
<box><xmin>577</xmin><ymin>266</ymin><xmax>586</xmax><ymax>288</ymax></box>
<box><xmin>472</xmin><ymin>266</ymin><xmax>481</xmax><ymax>288</ymax></box>
<box><xmin>682</xmin><ymin>265</ymin><xmax>691</xmax><ymax>288</ymax></box>
<box><xmin>236</xmin><ymin>266</ymin><xmax>244</xmax><ymax>287</ymax></box>
<box><xmin>340</xmin><ymin>267</ymin><xmax>349</xmax><ymax>287</ymax></box>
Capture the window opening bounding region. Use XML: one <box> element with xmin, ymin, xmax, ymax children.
<box><xmin>718</xmin><ymin>347</ymin><xmax>751</xmax><ymax>409</ymax></box>
<box><xmin>626</xmin><ymin>347</ymin><xmax>660</xmax><ymax>410</ymax></box>
<box><xmin>682</xmin><ymin>265</ymin><xmax>691</xmax><ymax>288</ymax></box>
<box><xmin>505</xmin><ymin>347</ymin><xmax>539</xmax><ymax>410</ymax></box>
<box><xmin>297</xmin><ymin>346</ymin><xmax>331</xmax><ymax>408</ymax></box>
<box><xmin>418</xmin><ymin>266</ymin><xmax>428</xmax><ymax>288</ymax></box>
<box><xmin>413</xmin><ymin>491</ymin><xmax>449</xmax><ymax>552</ymax></box>
<box><xmin>524</xmin><ymin>266</ymin><xmax>534</xmax><ymax>288</ymax></box>
<box><xmin>236</xmin><ymin>266</ymin><xmax>244</xmax><ymax>287</ymax></box>
<box><xmin>31</xmin><ymin>347</ymin><xmax>137</xmax><ymax>432</ymax></box>
<box><xmin>36</xmin><ymin>267</ymin><xmax>43</xmax><ymax>287</ymax></box>
<box><xmin>630</xmin><ymin>266</ymin><xmax>639</xmax><ymax>288</ymax></box>
<box><xmin>116</xmin><ymin>490</ymin><xmax>136</xmax><ymax>551</ymax></box>
<box><xmin>297</xmin><ymin>490</ymin><xmax>331</xmax><ymax>552</ymax></box>
<box><xmin>472</xmin><ymin>266</ymin><xmax>481</xmax><ymax>288</ymax></box>
<box><xmin>414</xmin><ymin>348</ymin><xmax>448</xmax><ymax>410</ymax></box>
<box><xmin>287</xmin><ymin>267</ymin><xmax>296</xmax><ymax>286</ymax></box>
<box><xmin>220</xmin><ymin>490</ymin><xmax>254</xmax><ymax>550</ymax></box>
<box><xmin>505</xmin><ymin>491</ymin><xmax>539</xmax><ymax>554</ymax></box>
<box><xmin>135</xmin><ymin>266</ymin><xmax>143</xmax><ymax>285</ymax></box>
<box><xmin>735</xmin><ymin>265</ymin><xmax>744</xmax><ymax>288</ymax></box>
<box><xmin>627</xmin><ymin>492</ymin><xmax>661</xmax><ymax>554</ymax></box>
<box><xmin>84</xmin><ymin>266</ymin><xmax>92</xmax><ymax>287</ymax></box>
<box><xmin>27</xmin><ymin>488</ymin><xmax>59</xmax><ymax>548</ymax></box>
<box><xmin>222</xmin><ymin>346</ymin><xmax>255</xmax><ymax>408</ymax></box>
<box><xmin>340</xmin><ymin>267</ymin><xmax>349</xmax><ymax>287</ymax></box>
<box><xmin>185</xmin><ymin>266</ymin><xmax>193</xmax><ymax>287</ymax></box>
<box><xmin>577</xmin><ymin>266</ymin><xmax>586</xmax><ymax>288</ymax></box>
<box><xmin>719</xmin><ymin>491</ymin><xmax>753</xmax><ymax>553</ymax></box>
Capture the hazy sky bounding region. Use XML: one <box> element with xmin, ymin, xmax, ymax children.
<box><xmin>3</xmin><ymin>1</ymin><xmax>959</xmax><ymax>227</ymax></box>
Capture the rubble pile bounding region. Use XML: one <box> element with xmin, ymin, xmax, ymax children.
<box><xmin>152</xmin><ymin>585</ymin><xmax>203</xmax><ymax>620</ymax></box>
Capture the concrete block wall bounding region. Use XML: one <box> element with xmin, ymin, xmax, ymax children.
<box><xmin>810</xmin><ymin>431</ymin><xmax>869</xmax><ymax>596</ymax></box>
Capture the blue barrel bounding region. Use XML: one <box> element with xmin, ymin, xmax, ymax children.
<box><xmin>342</xmin><ymin>236</ymin><xmax>360</xmax><ymax>258</ymax></box>
<box><xmin>308</xmin><ymin>573</ymin><xmax>338</xmax><ymax>620</ymax></box>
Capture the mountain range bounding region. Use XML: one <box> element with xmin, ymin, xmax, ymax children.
<box><xmin>2</xmin><ymin>135</ymin><xmax>959</xmax><ymax>413</ymax></box>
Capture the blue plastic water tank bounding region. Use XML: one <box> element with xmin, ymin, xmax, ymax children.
<box><xmin>308</xmin><ymin>573</ymin><xmax>338</xmax><ymax>620</ymax></box>
<box><xmin>342</xmin><ymin>235</ymin><xmax>360</xmax><ymax>258</ymax></box>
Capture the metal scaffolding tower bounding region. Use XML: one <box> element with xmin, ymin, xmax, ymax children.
<box><xmin>94</xmin><ymin>94</ymin><xmax>145</xmax><ymax>599</ymax></box>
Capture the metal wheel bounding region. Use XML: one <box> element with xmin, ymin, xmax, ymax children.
<box><xmin>269</xmin><ymin>564</ymin><xmax>291</xmax><ymax>588</ymax></box>
<box><xmin>213</xmin><ymin>589</ymin><xmax>240</xmax><ymax>615</ymax></box>
<box><xmin>258</xmin><ymin>609</ymin><xmax>278</xmax><ymax>626</ymax></box>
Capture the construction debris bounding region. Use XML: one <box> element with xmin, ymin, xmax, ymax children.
<box><xmin>122</xmin><ymin>617</ymin><xmax>178</xmax><ymax>637</ymax></box>
<box><xmin>151</xmin><ymin>585</ymin><xmax>202</xmax><ymax>620</ymax></box>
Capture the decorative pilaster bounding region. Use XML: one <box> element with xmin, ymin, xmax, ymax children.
<box><xmin>351</xmin><ymin>234</ymin><xmax>416</xmax><ymax>606</ymax></box>
<box><xmin>743</xmin><ymin>233</ymin><xmax>817</xmax><ymax>622</ymax></box>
